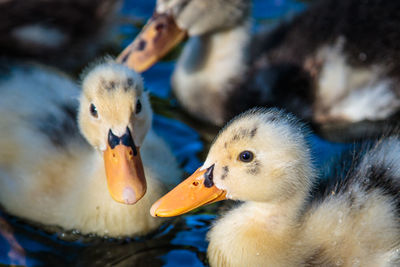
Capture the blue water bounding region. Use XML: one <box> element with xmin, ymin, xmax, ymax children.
<box><xmin>0</xmin><ymin>0</ymin><xmax>351</xmax><ymax>266</ymax></box>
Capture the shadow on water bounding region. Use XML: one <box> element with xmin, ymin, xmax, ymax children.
<box><xmin>0</xmin><ymin>0</ymin><xmax>353</xmax><ymax>266</ymax></box>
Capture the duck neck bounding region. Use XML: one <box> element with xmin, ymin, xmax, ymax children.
<box><xmin>172</xmin><ymin>20</ymin><xmax>251</xmax><ymax>125</ymax></box>
<box><xmin>247</xmin><ymin>191</ymin><xmax>309</xmax><ymax>235</ymax></box>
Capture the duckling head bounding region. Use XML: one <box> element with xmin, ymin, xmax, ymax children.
<box><xmin>78</xmin><ymin>62</ymin><xmax>152</xmax><ymax>205</ymax></box>
<box><xmin>151</xmin><ymin>108</ymin><xmax>315</xmax><ymax>216</ymax></box>
<box><xmin>156</xmin><ymin>0</ymin><xmax>250</xmax><ymax>36</ymax></box>
<box><xmin>117</xmin><ymin>0</ymin><xmax>251</xmax><ymax>72</ymax></box>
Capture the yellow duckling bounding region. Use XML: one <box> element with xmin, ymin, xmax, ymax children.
<box><xmin>0</xmin><ymin>61</ymin><xmax>181</xmax><ymax>237</ymax></box>
<box><xmin>151</xmin><ymin>108</ymin><xmax>400</xmax><ymax>266</ymax></box>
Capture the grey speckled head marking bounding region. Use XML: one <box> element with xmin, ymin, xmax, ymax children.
<box><xmin>221</xmin><ymin>166</ymin><xmax>229</xmax><ymax>180</ymax></box>
<box><xmin>230</xmin><ymin>127</ymin><xmax>257</xmax><ymax>143</ymax></box>
<box><xmin>250</xmin><ymin>127</ymin><xmax>257</xmax><ymax>138</ymax></box>
<box><xmin>109</xmin><ymin>81</ymin><xmax>116</xmax><ymax>90</ymax></box>
<box><xmin>124</xmin><ymin>78</ymin><xmax>135</xmax><ymax>92</ymax></box>
<box><xmin>99</xmin><ymin>77</ymin><xmax>107</xmax><ymax>90</ymax></box>
<box><xmin>247</xmin><ymin>159</ymin><xmax>261</xmax><ymax>175</ymax></box>
<box><xmin>99</xmin><ymin>76</ymin><xmax>121</xmax><ymax>92</ymax></box>
<box><xmin>100</xmin><ymin>76</ymin><xmax>136</xmax><ymax>92</ymax></box>
<box><xmin>127</xmin><ymin>78</ymin><xmax>134</xmax><ymax>86</ymax></box>
<box><xmin>104</xmin><ymin>80</ymin><xmax>118</xmax><ymax>91</ymax></box>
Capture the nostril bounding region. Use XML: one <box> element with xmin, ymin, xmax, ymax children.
<box><xmin>192</xmin><ymin>181</ymin><xmax>199</xmax><ymax>186</ymax></box>
<box><xmin>137</xmin><ymin>39</ymin><xmax>147</xmax><ymax>51</ymax></box>
<box><xmin>155</xmin><ymin>23</ymin><xmax>165</xmax><ymax>31</ymax></box>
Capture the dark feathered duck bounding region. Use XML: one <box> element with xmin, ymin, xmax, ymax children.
<box><xmin>119</xmin><ymin>0</ymin><xmax>400</xmax><ymax>140</ymax></box>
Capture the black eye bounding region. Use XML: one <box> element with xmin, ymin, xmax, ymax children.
<box><xmin>136</xmin><ymin>100</ymin><xmax>142</xmax><ymax>114</ymax></box>
<box><xmin>238</xmin><ymin>151</ymin><xmax>254</xmax><ymax>162</ymax></box>
<box><xmin>90</xmin><ymin>103</ymin><xmax>98</xmax><ymax>118</ymax></box>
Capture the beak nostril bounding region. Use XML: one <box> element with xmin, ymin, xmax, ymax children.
<box><xmin>112</xmin><ymin>153</ymin><xmax>116</xmax><ymax>158</ymax></box>
<box><xmin>192</xmin><ymin>181</ymin><xmax>199</xmax><ymax>186</ymax></box>
<box><xmin>137</xmin><ymin>39</ymin><xmax>147</xmax><ymax>51</ymax></box>
<box><xmin>155</xmin><ymin>23</ymin><xmax>165</xmax><ymax>31</ymax></box>
<box><xmin>129</xmin><ymin>150</ymin><xmax>133</xmax><ymax>156</ymax></box>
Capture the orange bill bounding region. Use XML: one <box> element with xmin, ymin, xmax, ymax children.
<box><xmin>104</xmin><ymin>143</ymin><xmax>146</xmax><ymax>205</ymax></box>
<box><xmin>150</xmin><ymin>168</ymin><xmax>227</xmax><ymax>217</ymax></box>
<box><xmin>117</xmin><ymin>13</ymin><xmax>186</xmax><ymax>72</ymax></box>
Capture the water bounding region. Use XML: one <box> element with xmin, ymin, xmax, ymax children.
<box><xmin>0</xmin><ymin>212</ymin><xmax>214</xmax><ymax>266</ymax></box>
<box><xmin>0</xmin><ymin>0</ymin><xmax>350</xmax><ymax>266</ymax></box>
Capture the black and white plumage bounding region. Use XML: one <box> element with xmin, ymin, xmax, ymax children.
<box><xmin>128</xmin><ymin>0</ymin><xmax>400</xmax><ymax>141</ymax></box>
<box><xmin>241</xmin><ymin>0</ymin><xmax>400</xmax><ymax>140</ymax></box>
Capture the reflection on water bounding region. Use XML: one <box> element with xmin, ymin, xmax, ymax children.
<box><xmin>0</xmin><ymin>0</ymin><xmax>352</xmax><ymax>266</ymax></box>
<box><xmin>0</xmin><ymin>210</ymin><xmax>213</xmax><ymax>266</ymax></box>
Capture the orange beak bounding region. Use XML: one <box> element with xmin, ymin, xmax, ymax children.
<box><xmin>117</xmin><ymin>13</ymin><xmax>186</xmax><ymax>72</ymax></box>
<box><xmin>150</xmin><ymin>167</ymin><xmax>227</xmax><ymax>217</ymax></box>
<box><xmin>103</xmin><ymin>129</ymin><xmax>146</xmax><ymax>205</ymax></box>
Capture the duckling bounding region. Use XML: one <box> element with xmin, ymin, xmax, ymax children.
<box><xmin>119</xmin><ymin>0</ymin><xmax>400</xmax><ymax>139</ymax></box>
<box><xmin>0</xmin><ymin>0</ymin><xmax>121</xmax><ymax>70</ymax></box>
<box><xmin>151</xmin><ymin>108</ymin><xmax>400</xmax><ymax>266</ymax></box>
<box><xmin>0</xmin><ymin>61</ymin><xmax>182</xmax><ymax>237</ymax></box>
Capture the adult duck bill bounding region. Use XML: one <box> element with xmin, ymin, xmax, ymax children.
<box><xmin>103</xmin><ymin>128</ymin><xmax>146</xmax><ymax>205</ymax></box>
<box><xmin>117</xmin><ymin>13</ymin><xmax>186</xmax><ymax>72</ymax></box>
<box><xmin>150</xmin><ymin>168</ymin><xmax>227</xmax><ymax>217</ymax></box>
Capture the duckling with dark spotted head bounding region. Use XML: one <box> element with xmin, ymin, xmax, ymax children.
<box><xmin>151</xmin><ymin>108</ymin><xmax>400</xmax><ymax>266</ymax></box>
<box><xmin>0</xmin><ymin>60</ymin><xmax>181</xmax><ymax>236</ymax></box>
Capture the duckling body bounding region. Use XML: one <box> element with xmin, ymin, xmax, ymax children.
<box><xmin>174</xmin><ymin>0</ymin><xmax>400</xmax><ymax>126</ymax></box>
<box><xmin>151</xmin><ymin>108</ymin><xmax>400</xmax><ymax>266</ymax></box>
<box><xmin>124</xmin><ymin>0</ymin><xmax>400</xmax><ymax>138</ymax></box>
<box><xmin>0</xmin><ymin>62</ymin><xmax>181</xmax><ymax>236</ymax></box>
<box><xmin>250</xmin><ymin>0</ymin><xmax>400</xmax><ymax>126</ymax></box>
<box><xmin>208</xmin><ymin>148</ymin><xmax>400</xmax><ymax>266</ymax></box>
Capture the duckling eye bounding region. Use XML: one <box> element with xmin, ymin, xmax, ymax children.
<box><xmin>238</xmin><ymin>151</ymin><xmax>254</xmax><ymax>163</ymax></box>
<box><xmin>90</xmin><ymin>103</ymin><xmax>98</xmax><ymax>118</ymax></box>
<box><xmin>135</xmin><ymin>100</ymin><xmax>142</xmax><ymax>114</ymax></box>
